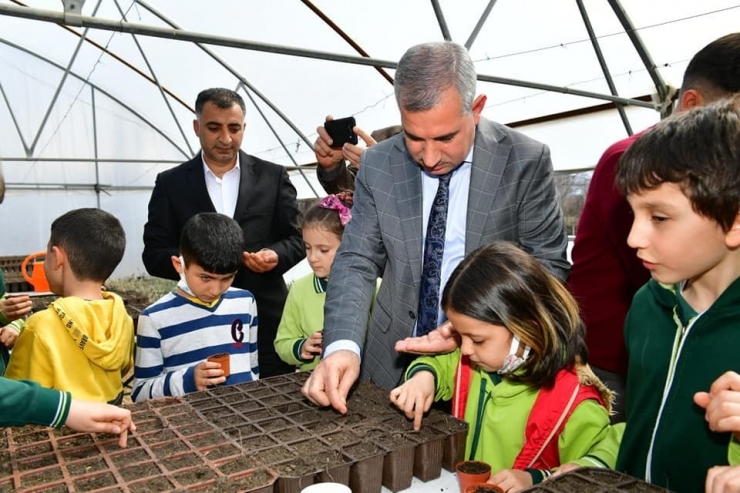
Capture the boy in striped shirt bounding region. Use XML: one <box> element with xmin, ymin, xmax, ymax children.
<box><xmin>132</xmin><ymin>213</ymin><xmax>259</xmax><ymax>401</ymax></box>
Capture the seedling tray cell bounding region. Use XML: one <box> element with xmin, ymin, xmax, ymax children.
<box><xmin>381</xmin><ymin>442</ymin><xmax>416</xmax><ymax>492</ymax></box>
<box><xmin>346</xmin><ymin>442</ymin><xmax>385</xmax><ymax>493</ymax></box>
<box><xmin>273</xmin><ymin>458</ymin><xmax>318</xmax><ymax>493</ymax></box>
<box><xmin>258</xmin><ymin>446</ymin><xmax>297</xmax><ymax>466</ymax></box>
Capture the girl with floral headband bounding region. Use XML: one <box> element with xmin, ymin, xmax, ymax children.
<box><xmin>391</xmin><ymin>242</ymin><xmax>613</xmax><ymax>492</ymax></box>
<box><xmin>275</xmin><ymin>192</ymin><xmax>377</xmax><ymax>371</ymax></box>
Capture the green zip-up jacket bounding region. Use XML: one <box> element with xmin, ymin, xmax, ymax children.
<box><xmin>407</xmin><ymin>350</ymin><xmax>611</xmax><ymax>472</ymax></box>
<box><xmin>616</xmin><ymin>279</ymin><xmax>740</xmax><ymax>492</ymax></box>
<box><xmin>0</xmin><ymin>377</ymin><xmax>71</xmax><ymax>428</ymax></box>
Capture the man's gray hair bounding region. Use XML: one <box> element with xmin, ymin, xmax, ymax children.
<box><xmin>394</xmin><ymin>41</ymin><xmax>477</xmax><ymax>114</ymax></box>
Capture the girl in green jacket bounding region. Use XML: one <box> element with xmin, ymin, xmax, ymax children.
<box><xmin>391</xmin><ymin>242</ymin><xmax>612</xmax><ymax>492</ymax></box>
<box><xmin>275</xmin><ymin>192</ymin><xmax>376</xmax><ymax>371</ymax></box>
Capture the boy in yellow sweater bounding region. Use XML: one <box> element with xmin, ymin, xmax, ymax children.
<box><xmin>5</xmin><ymin>208</ymin><xmax>134</xmax><ymax>404</ymax></box>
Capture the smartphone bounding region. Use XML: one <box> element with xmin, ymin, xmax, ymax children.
<box><xmin>324</xmin><ymin>116</ymin><xmax>358</xmax><ymax>148</ymax></box>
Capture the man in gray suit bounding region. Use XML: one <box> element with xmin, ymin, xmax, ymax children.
<box><xmin>303</xmin><ymin>41</ymin><xmax>569</xmax><ymax>413</ymax></box>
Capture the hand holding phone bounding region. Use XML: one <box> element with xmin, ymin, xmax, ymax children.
<box><xmin>324</xmin><ymin>116</ymin><xmax>358</xmax><ymax>149</ymax></box>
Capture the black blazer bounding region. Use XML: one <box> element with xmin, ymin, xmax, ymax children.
<box><xmin>142</xmin><ymin>150</ymin><xmax>304</xmax><ymax>340</ymax></box>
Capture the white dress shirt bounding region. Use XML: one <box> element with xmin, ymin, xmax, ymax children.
<box><xmin>202</xmin><ymin>151</ymin><xmax>241</xmax><ymax>218</ymax></box>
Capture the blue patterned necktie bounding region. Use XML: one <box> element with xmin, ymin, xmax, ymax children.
<box><xmin>416</xmin><ymin>172</ymin><xmax>453</xmax><ymax>336</ymax></box>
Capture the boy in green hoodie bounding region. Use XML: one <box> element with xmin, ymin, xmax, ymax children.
<box><xmin>560</xmin><ymin>96</ymin><xmax>740</xmax><ymax>492</ymax></box>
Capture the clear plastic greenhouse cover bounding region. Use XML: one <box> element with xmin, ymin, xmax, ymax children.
<box><xmin>0</xmin><ymin>0</ymin><xmax>738</xmax><ymax>278</ymax></box>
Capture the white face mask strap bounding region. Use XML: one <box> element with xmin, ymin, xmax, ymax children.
<box><xmin>509</xmin><ymin>336</ymin><xmax>521</xmax><ymax>356</ymax></box>
<box><xmin>522</xmin><ymin>345</ymin><xmax>531</xmax><ymax>359</ymax></box>
<box><xmin>177</xmin><ymin>256</ymin><xmax>195</xmax><ymax>297</ymax></box>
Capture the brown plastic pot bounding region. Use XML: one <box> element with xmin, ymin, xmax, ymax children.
<box><xmin>456</xmin><ymin>460</ymin><xmax>492</xmax><ymax>493</ymax></box>
<box><xmin>465</xmin><ymin>482</ymin><xmax>504</xmax><ymax>493</ymax></box>
<box><xmin>207</xmin><ymin>352</ymin><xmax>230</xmax><ymax>377</ymax></box>
<box><xmin>413</xmin><ymin>434</ymin><xmax>445</xmax><ymax>481</ymax></box>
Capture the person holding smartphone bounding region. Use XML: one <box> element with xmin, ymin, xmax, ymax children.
<box><xmin>313</xmin><ymin>117</ymin><xmax>402</xmax><ymax>194</ymax></box>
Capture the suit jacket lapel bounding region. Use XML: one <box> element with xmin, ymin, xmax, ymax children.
<box><xmin>185</xmin><ymin>154</ymin><xmax>217</xmax><ymax>213</ymax></box>
<box><xmin>233</xmin><ymin>150</ymin><xmax>257</xmax><ymax>220</ymax></box>
<box><xmin>466</xmin><ymin>118</ymin><xmax>511</xmax><ymax>252</ymax></box>
<box><xmin>390</xmin><ymin>138</ymin><xmax>424</xmax><ymax>292</ymax></box>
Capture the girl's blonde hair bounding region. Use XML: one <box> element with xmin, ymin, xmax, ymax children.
<box><xmin>441</xmin><ymin>241</ymin><xmax>586</xmax><ymax>388</ymax></box>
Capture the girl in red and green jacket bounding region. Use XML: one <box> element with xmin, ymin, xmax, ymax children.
<box><xmin>391</xmin><ymin>242</ymin><xmax>613</xmax><ymax>492</ymax></box>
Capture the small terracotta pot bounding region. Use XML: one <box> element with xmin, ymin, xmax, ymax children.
<box><xmin>456</xmin><ymin>460</ymin><xmax>492</xmax><ymax>493</ymax></box>
<box><xmin>207</xmin><ymin>352</ymin><xmax>230</xmax><ymax>378</ymax></box>
<box><xmin>464</xmin><ymin>483</ymin><xmax>504</xmax><ymax>493</ymax></box>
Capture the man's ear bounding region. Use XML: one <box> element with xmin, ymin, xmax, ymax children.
<box><xmin>471</xmin><ymin>94</ymin><xmax>487</xmax><ymax>125</ymax></box>
<box><xmin>678</xmin><ymin>89</ymin><xmax>704</xmax><ymax>111</ymax></box>
<box><xmin>725</xmin><ymin>212</ymin><xmax>740</xmax><ymax>249</ymax></box>
<box><xmin>171</xmin><ymin>255</ymin><xmax>184</xmax><ymax>274</ymax></box>
<box><xmin>193</xmin><ymin>118</ymin><xmax>200</xmax><ymax>137</ymax></box>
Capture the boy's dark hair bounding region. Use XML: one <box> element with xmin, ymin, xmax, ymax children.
<box><xmin>180</xmin><ymin>213</ymin><xmax>244</xmax><ymax>274</ymax></box>
<box><xmin>195</xmin><ymin>88</ymin><xmax>246</xmax><ymax>116</ymax></box>
<box><xmin>442</xmin><ymin>241</ymin><xmax>587</xmax><ymax>388</ymax></box>
<box><xmin>49</xmin><ymin>208</ymin><xmax>125</xmax><ymax>282</ymax></box>
<box><xmin>617</xmin><ymin>95</ymin><xmax>740</xmax><ymax>232</ymax></box>
<box><xmin>303</xmin><ymin>191</ymin><xmax>354</xmax><ymax>238</ymax></box>
<box><xmin>681</xmin><ymin>33</ymin><xmax>740</xmax><ymax>101</ymax></box>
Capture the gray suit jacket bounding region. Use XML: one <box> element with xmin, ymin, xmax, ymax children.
<box><xmin>323</xmin><ymin>117</ymin><xmax>569</xmax><ymax>389</ymax></box>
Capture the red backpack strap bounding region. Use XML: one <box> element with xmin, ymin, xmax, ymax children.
<box><xmin>452</xmin><ymin>355</ymin><xmax>472</xmax><ymax>419</ymax></box>
<box><xmin>513</xmin><ymin>367</ymin><xmax>605</xmax><ymax>470</ymax></box>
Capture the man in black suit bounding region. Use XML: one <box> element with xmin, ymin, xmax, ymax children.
<box><xmin>142</xmin><ymin>88</ymin><xmax>304</xmax><ymax>377</ymax></box>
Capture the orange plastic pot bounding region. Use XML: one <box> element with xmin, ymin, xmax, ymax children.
<box><xmin>464</xmin><ymin>483</ymin><xmax>504</xmax><ymax>493</ymax></box>
<box><xmin>207</xmin><ymin>352</ymin><xmax>230</xmax><ymax>378</ymax></box>
<box><xmin>456</xmin><ymin>460</ymin><xmax>492</xmax><ymax>493</ymax></box>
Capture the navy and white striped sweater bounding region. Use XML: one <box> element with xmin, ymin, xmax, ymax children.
<box><xmin>132</xmin><ymin>287</ymin><xmax>258</xmax><ymax>401</ymax></box>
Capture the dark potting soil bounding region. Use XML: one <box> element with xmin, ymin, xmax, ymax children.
<box><xmin>175</xmin><ymin>465</ymin><xmax>217</xmax><ymax>486</ymax></box>
<box><xmin>217</xmin><ymin>455</ymin><xmax>260</xmax><ymax>475</ymax></box>
<box><xmin>200</xmin><ymin>442</ymin><xmax>241</xmax><ymax>461</ymax></box>
<box><xmin>198</xmin><ymin>470</ymin><xmax>274</xmax><ymax>492</ymax></box>
<box><xmin>128</xmin><ymin>475</ymin><xmax>173</xmax><ymax>493</ymax></box>
<box><xmin>118</xmin><ymin>461</ymin><xmax>161</xmax><ymax>481</ymax></box>
<box><xmin>73</xmin><ymin>471</ymin><xmax>117</xmax><ymax>491</ymax></box>
<box><xmin>458</xmin><ymin>461</ymin><xmax>491</xmax><ymax>475</ymax></box>
<box><xmin>473</xmin><ymin>486</ymin><xmax>504</xmax><ymax>493</ymax></box>
<box><xmin>258</xmin><ymin>446</ymin><xmax>296</xmax><ymax>466</ymax></box>
<box><xmin>66</xmin><ymin>457</ymin><xmax>108</xmax><ymax>476</ymax></box>
<box><xmin>161</xmin><ymin>452</ymin><xmax>203</xmax><ymax>472</ymax></box>
<box><xmin>108</xmin><ymin>446</ymin><xmax>151</xmax><ymax>467</ymax></box>
<box><xmin>19</xmin><ymin>467</ymin><xmax>63</xmax><ymax>488</ymax></box>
